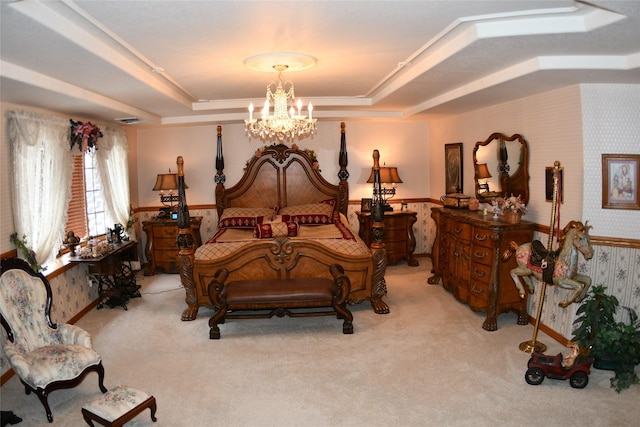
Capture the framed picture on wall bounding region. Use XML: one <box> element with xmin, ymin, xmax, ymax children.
<box><xmin>445</xmin><ymin>143</ymin><xmax>463</xmax><ymax>194</ymax></box>
<box><xmin>602</xmin><ymin>154</ymin><xmax>640</xmax><ymax>210</ymax></box>
<box><xmin>545</xmin><ymin>166</ymin><xmax>564</xmax><ymax>202</ymax></box>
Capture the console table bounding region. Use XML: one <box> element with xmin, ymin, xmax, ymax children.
<box><xmin>429</xmin><ymin>207</ymin><xmax>535</xmax><ymax>331</ymax></box>
<box><xmin>142</xmin><ymin>216</ymin><xmax>202</xmax><ymax>275</ymax></box>
<box><xmin>69</xmin><ymin>240</ymin><xmax>139</xmax><ymax>310</ymax></box>
<box><xmin>356</xmin><ymin>210</ymin><xmax>418</xmax><ymax>266</ymax></box>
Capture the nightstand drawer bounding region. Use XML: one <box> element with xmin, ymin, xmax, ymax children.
<box><xmin>155</xmin><ymin>226</ymin><xmax>178</xmax><ymax>238</ymax></box>
<box><xmin>154</xmin><ymin>236</ymin><xmax>178</xmax><ymax>250</ymax></box>
<box><xmin>154</xmin><ymin>250</ymin><xmax>178</xmax><ymax>263</ymax></box>
<box><xmin>356</xmin><ymin>210</ymin><xmax>418</xmax><ymax>266</ymax></box>
<box><xmin>142</xmin><ymin>216</ymin><xmax>203</xmax><ymax>275</ymax></box>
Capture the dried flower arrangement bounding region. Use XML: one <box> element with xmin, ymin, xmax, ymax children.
<box><xmin>69</xmin><ymin>119</ymin><xmax>103</xmax><ymax>153</ymax></box>
<box><xmin>501</xmin><ymin>194</ymin><xmax>527</xmax><ymax>215</ymax></box>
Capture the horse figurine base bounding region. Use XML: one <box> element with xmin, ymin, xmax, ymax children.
<box><xmin>519</xmin><ymin>339</ymin><xmax>547</xmax><ymax>353</ymax></box>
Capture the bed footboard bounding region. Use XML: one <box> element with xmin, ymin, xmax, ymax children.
<box><xmin>179</xmin><ymin>238</ymin><xmax>388</xmax><ymax>321</ymax></box>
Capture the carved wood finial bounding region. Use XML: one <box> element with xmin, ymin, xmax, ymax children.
<box><xmin>177</xmin><ymin>156</ymin><xmax>184</xmax><ymax>177</ymax></box>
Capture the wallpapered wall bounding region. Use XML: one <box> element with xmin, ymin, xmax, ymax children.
<box><xmin>529</xmin><ymin>231</ymin><xmax>640</xmax><ymax>342</ymax></box>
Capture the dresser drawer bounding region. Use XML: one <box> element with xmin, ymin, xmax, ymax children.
<box><xmin>438</xmin><ymin>216</ymin><xmax>450</xmax><ymax>233</ymax></box>
<box><xmin>469</xmin><ymin>279</ymin><xmax>489</xmax><ymax>307</ymax></box>
<box><xmin>470</xmin><ymin>245</ymin><xmax>493</xmax><ymax>266</ymax></box>
<box><xmin>451</xmin><ymin>222</ymin><xmax>472</xmax><ymax>240</ymax></box>
<box><xmin>470</xmin><ymin>261</ymin><xmax>491</xmax><ymax>285</ymax></box>
<box><xmin>471</xmin><ymin>227</ymin><xmax>494</xmax><ymax>248</ymax></box>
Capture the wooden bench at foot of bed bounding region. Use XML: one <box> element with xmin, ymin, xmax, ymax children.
<box><xmin>207</xmin><ymin>264</ymin><xmax>354</xmax><ymax>339</ymax></box>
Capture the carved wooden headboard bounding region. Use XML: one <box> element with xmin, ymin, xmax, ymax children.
<box><xmin>214</xmin><ymin>123</ymin><xmax>349</xmax><ymax>217</ymax></box>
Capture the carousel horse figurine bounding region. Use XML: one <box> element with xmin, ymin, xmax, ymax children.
<box><xmin>502</xmin><ymin>220</ymin><xmax>594</xmax><ymax>308</ymax></box>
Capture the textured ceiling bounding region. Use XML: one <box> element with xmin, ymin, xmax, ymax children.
<box><xmin>1</xmin><ymin>0</ymin><xmax>639</xmax><ymax>125</ymax></box>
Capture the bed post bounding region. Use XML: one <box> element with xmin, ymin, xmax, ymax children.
<box><xmin>214</xmin><ymin>126</ymin><xmax>226</xmax><ymax>218</ymax></box>
<box><xmin>337</xmin><ymin>122</ymin><xmax>349</xmax><ymax>215</ymax></box>
<box><xmin>370</xmin><ymin>149</ymin><xmax>389</xmax><ymax>314</ymax></box>
<box><xmin>175</xmin><ymin>156</ymin><xmax>198</xmax><ymax>321</ymax></box>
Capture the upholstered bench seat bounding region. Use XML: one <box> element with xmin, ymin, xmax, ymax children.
<box><xmin>224</xmin><ymin>278</ymin><xmax>337</xmax><ymax>306</ymax></box>
<box><xmin>82</xmin><ymin>385</ymin><xmax>157</xmax><ymax>427</ymax></box>
<box><xmin>207</xmin><ymin>265</ymin><xmax>354</xmax><ymax>339</ymax></box>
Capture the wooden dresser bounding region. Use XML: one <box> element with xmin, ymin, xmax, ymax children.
<box><xmin>356</xmin><ymin>210</ymin><xmax>418</xmax><ymax>266</ymax></box>
<box><xmin>428</xmin><ymin>207</ymin><xmax>534</xmax><ymax>331</ymax></box>
<box><xmin>142</xmin><ymin>216</ymin><xmax>203</xmax><ymax>275</ymax></box>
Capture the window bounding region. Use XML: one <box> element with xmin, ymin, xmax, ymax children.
<box><xmin>65</xmin><ymin>153</ymin><xmax>107</xmax><ymax>239</ymax></box>
<box><xmin>84</xmin><ymin>153</ymin><xmax>107</xmax><ymax>236</ymax></box>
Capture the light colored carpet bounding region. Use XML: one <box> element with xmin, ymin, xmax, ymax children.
<box><xmin>1</xmin><ymin>259</ymin><xmax>639</xmax><ymax>426</ymax></box>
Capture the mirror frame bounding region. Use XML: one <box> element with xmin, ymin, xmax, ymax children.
<box><xmin>473</xmin><ymin>132</ymin><xmax>529</xmax><ymax>204</ymax></box>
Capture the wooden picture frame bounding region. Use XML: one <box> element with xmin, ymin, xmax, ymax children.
<box><xmin>445</xmin><ymin>143</ymin><xmax>463</xmax><ymax>194</ymax></box>
<box><xmin>545</xmin><ymin>167</ymin><xmax>563</xmax><ymax>202</ymax></box>
<box><xmin>360</xmin><ymin>198</ymin><xmax>372</xmax><ymax>213</ymax></box>
<box><xmin>602</xmin><ymin>154</ymin><xmax>640</xmax><ymax>210</ymax></box>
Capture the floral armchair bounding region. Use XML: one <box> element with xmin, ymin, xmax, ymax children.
<box><xmin>0</xmin><ymin>258</ymin><xmax>107</xmax><ymax>423</ymax></box>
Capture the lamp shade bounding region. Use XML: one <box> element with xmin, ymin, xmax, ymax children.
<box><xmin>367</xmin><ymin>167</ymin><xmax>403</xmax><ymax>184</ymax></box>
<box><xmin>152</xmin><ymin>173</ymin><xmax>188</xmax><ymax>191</ymax></box>
<box><xmin>476</xmin><ymin>163</ymin><xmax>492</xmax><ymax>179</ymax></box>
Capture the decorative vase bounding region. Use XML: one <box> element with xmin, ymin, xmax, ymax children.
<box><xmin>503</xmin><ymin>212</ymin><xmax>522</xmax><ymax>224</ymax></box>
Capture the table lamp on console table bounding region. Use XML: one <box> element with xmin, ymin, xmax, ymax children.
<box><xmin>367</xmin><ymin>165</ymin><xmax>403</xmax><ymax>211</ymax></box>
<box><xmin>152</xmin><ymin>170</ymin><xmax>188</xmax><ymax>219</ymax></box>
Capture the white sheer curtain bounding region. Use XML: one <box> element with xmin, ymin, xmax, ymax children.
<box><xmin>6</xmin><ymin>110</ymin><xmax>74</xmax><ymax>265</ymax></box>
<box><xmin>95</xmin><ymin>126</ymin><xmax>131</xmax><ymax>237</ymax></box>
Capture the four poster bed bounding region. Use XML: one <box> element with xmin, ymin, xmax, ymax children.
<box><xmin>174</xmin><ymin>123</ymin><xmax>388</xmax><ymax>322</ymax></box>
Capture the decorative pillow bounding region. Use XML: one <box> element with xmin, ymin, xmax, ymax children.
<box><xmin>218</xmin><ymin>207</ymin><xmax>277</xmax><ymax>229</ymax></box>
<box><xmin>279</xmin><ymin>199</ymin><xmax>336</xmax><ymax>225</ymax></box>
<box><xmin>255</xmin><ymin>221</ymin><xmax>299</xmax><ymax>239</ymax></box>
<box><xmin>256</xmin><ymin>214</ymin><xmax>292</xmax><ymax>224</ymax></box>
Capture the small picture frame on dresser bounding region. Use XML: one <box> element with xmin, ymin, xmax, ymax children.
<box><xmin>361</xmin><ymin>198</ymin><xmax>372</xmax><ymax>213</ymax></box>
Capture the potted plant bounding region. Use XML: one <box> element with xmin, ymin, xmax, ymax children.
<box><xmin>572</xmin><ymin>285</ymin><xmax>640</xmax><ymax>392</ymax></box>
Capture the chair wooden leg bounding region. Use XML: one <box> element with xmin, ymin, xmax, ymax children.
<box><xmin>95</xmin><ymin>362</ymin><xmax>108</xmax><ymax>393</ymax></box>
<box><xmin>35</xmin><ymin>388</ymin><xmax>53</xmax><ymax>423</ymax></box>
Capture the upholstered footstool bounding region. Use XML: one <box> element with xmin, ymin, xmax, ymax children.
<box><xmin>82</xmin><ymin>385</ymin><xmax>157</xmax><ymax>426</ymax></box>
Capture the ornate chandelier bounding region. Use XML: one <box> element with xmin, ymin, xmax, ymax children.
<box><xmin>245</xmin><ymin>64</ymin><xmax>317</xmax><ymax>142</ymax></box>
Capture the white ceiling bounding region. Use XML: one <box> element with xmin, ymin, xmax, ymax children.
<box><xmin>1</xmin><ymin>0</ymin><xmax>639</xmax><ymax>126</ymax></box>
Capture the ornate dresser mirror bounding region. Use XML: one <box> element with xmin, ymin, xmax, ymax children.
<box><xmin>473</xmin><ymin>133</ymin><xmax>529</xmax><ymax>204</ymax></box>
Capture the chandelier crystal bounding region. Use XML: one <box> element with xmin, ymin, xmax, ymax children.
<box><xmin>245</xmin><ymin>65</ymin><xmax>317</xmax><ymax>142</ymax></box>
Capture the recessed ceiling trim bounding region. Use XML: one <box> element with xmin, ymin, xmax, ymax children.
<box><xmin>404</xmin><ymin>53</ymin><xmax>640</xmax><ymax>117</ymax></box>
<box><xmin>162</xmin><ymin>108</ymin><xmax>403</xmax><ymax>125</ymax></box>
<box><xmin>1</xmin><ymin>60</ymin><xmax>161</xmax><ymax>123</ymax></box>
<box><xmin>368</xmin><ymin>2</ymin><xmax>627</xmax><ymax>105</ymax></box>
<box><xmin>192</xmin><ymin>96</ymin><xmax>372</xmax><ymax>111</ymax></box>
<box><xmin>9</xmin><ymin>0</ymin><xmax>196</xmax><ymax>109</ymax></box>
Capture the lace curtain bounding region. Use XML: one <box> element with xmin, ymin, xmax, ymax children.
<box><xmin>95</xmin><ymin>127</ymin><xmax>132</xmax><ymax>238</ymax></box>
<box><xmin>7</xmin><ymin>110</ymin><xmax>131</xmax><ymax>265</ymax></box>
<box><xmin>6</xmin><ymin>110</ymin><xmax>74</xmax><ymax>265</ymax></box>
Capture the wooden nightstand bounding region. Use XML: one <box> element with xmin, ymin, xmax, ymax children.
<box><xmin>356</xmin><ymin>210</ymin><xmax>418</xmax><ymax>266</ymax></box>
<box><xmin>142</xmin><ymin>216</ymin><xmax>203</xmax><ymax>275</ymax></box>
